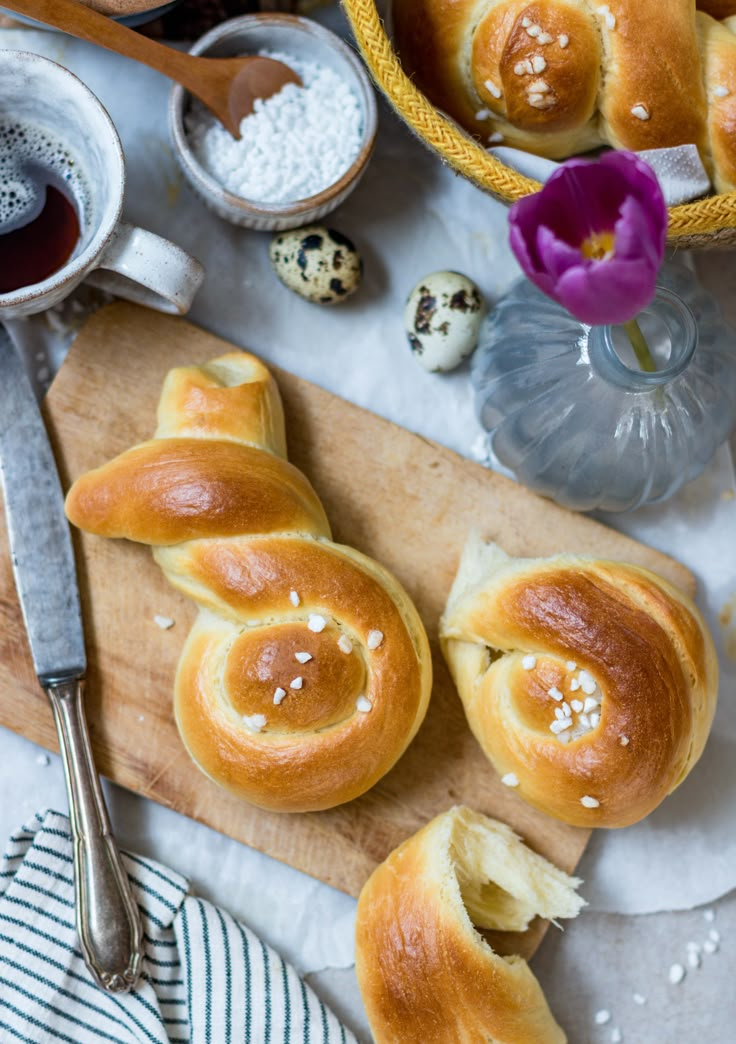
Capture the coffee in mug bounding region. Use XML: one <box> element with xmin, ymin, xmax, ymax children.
<box><xmin>0</xmin><ymin>119</ymin><xmax>89</xmax><ymax>293</ymax></box>
<box><xmin>0</xmin><ymin>50</ymin><xmax>203</xmax><ymax>318</ymax></box>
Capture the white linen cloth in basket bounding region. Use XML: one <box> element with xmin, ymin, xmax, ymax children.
<box><xmin>0</xmin><ymin>810</ymin><xmax>356</xmax><ymax>1043</ymax></box>
<box><xmin>489</xmin><ymin>143</ymin><xmax>712</xmax><ymax>205</ymax></box>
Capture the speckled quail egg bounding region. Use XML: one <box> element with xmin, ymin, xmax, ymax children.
<box><xmin>269</xmin><ymin>225</ymin><xmax>362</xmax><ymax>305</ymax></box>
<box><xmin>404</xmin><ymin>271</ymin><xmax>486</xmax><ymax>372</ymax></box>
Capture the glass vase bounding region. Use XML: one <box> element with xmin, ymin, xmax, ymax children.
<box><xmin>471</xmin><ymin>260</ymin><xmax>736</xmax><ymax>512</ymax></box>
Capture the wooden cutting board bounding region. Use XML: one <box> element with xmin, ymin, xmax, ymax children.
<box><xmin>0</xmin><ymin>302</ymin><xmax>693</xmax><ymax>959</ymax></box>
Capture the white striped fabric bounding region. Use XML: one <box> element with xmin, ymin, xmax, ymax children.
<box><xmin>0</xmin><ymin>810</ymin><xmax>357</xmax><ymax>1044</ymax></box>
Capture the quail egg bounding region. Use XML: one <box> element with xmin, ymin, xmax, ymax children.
<box><xmin>269</xmin><ymin>225</ymin><xmax>362</xmax><ymax>305</ymax></box>
<box><xmin>404</xmin><ymin>271</ymin><xmax>486</xmax><ymax>372</ymax></box>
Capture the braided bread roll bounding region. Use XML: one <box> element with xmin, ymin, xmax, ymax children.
<box><xmin>440</xmin><ymin>536</ymin><xmax>718</xmax><ymax>828</ymax></box>
<box><xmin>392</xmin><ymin>0</ymin><xmax>736</xmax><ymax>191</ymax></box>
<box><xmin>65</xmin><ymin>353</ymin><xmax>432</xmax><ymax>812</ymax></box>
<box><xmin>355</xmin><ymin>806</ymin><xmax>585</xmax><ymax>1044</ymax></box>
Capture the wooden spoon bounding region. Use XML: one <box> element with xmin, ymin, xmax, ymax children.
<box><xmin>3</xmin><ymin>0</ymin><xmax>302</xmax><ymax>137</ymax></box>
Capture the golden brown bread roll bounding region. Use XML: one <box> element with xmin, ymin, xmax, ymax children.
<box><xmin>66</xmin><ymin>352</ymin><xmax>432</xmax><ymax>812</ymax></box>
<box><xmin>439</xmin><ymin>536</ymin><xmax>718</xmax><ymax>828</ymax></box>
<box><xmin>392</xmin><ymin>0</ymin><xmax>736</xmax><ymax>191</ymax></box>
<box><xmin>355</xmin><ymin>805</ymin><xmax>585</xmax><ymax>1044</ymax></box>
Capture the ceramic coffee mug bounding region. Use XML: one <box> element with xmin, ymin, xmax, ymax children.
<box><xmin>0</xmin><ymin>50</ymin><xmax>204</xmax><ymax>318</ymax></box>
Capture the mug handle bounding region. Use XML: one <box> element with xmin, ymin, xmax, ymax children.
<box><xmin>85</xmin><ymin>221</ymin><xmax>204</xmax><ymax>315</ymax></box>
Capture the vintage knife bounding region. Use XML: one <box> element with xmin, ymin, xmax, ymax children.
<box><xmin>0</xmin><ymin>324</ymin><xmax>143</xmax><ymax>993</ymax></box>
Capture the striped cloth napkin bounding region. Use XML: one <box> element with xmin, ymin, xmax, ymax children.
<box><xmin>0</xmin><ymin>810</ymin><xmax>357</xmax><ymax>1043</ymax></box>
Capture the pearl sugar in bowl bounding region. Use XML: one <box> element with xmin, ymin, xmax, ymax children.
<box><xmin>169</xmin><ymin>15</ymin><xmax>377</xmax><ymax>231</ymax></box>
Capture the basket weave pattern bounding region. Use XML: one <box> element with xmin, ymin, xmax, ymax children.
<box><xmin>342</xmin><ymin>0</ymin><xmax>736</xmax><ymax>248</ymax></box>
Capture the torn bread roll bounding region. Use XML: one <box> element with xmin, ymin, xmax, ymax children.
<box><xmin>355</xmin><ymin>805</ymin><xmax>585</xmax><ymax>1044</ymax></box>
<box><xmin>440</xmin><ymin>536</ymin><xmax>718</xmax><ymax>828</ymax></box>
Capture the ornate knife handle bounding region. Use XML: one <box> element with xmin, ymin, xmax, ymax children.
<box><xmin>44</xmin><ymin>677</ymin><xmax>143</xmax><ymax>992</ymax></box>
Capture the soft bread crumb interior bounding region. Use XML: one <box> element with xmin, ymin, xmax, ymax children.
<box><xmin>448</xmin><ymin>808</ymin><xmax>585</xmax><ymax>932</ymax></box>
<box><xmin>443</xmin><ymin>533</ymin><xmax>509</xmax><ymax>619</ymax></box>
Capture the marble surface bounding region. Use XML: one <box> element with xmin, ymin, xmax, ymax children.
<box><xmin>1</xmin><ymin>11</ymin><xmax>736</xmax><ymax>1041</ymax></box>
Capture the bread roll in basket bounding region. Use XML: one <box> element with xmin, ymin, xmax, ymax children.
<box><xmin>65</xmin><ymin>353</ymin><xmax>432</xmax><ymax>812</ymax></box>
<box><xmin>440</xmin><ymin>537</ymin><xmax>718</xmax><ymax>828</ymax></box>
<box><xmin>342</xmin><ymin>0</ymin><xmax>736</xmax><ymax>244</ymax></box>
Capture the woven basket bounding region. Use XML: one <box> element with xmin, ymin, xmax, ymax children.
<box><xmin>342</xmin><ymin>0</ymin><xmax>736</xmax><ymax>248</ymax></box>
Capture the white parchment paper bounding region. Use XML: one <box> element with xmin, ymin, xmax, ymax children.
<box><xmin>0</xmin><ymin>12</ymin><xmax>734</xmax><ymax>984</ymax></box>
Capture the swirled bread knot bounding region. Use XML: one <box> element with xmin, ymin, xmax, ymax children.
<box><xmin>65</xmin><ymin>353</ymin><xmax>432</xmax><ymax>812</ymax></box>
<box><xmin>392</xmin><ymin>0</ymin><xmax>736</xmax><ymax>191</ymax></box>
<box><xmin>355</xmin><ymin>806</ymin><xmax>585</xmax><ymax>1044</ymax></box>
<box><xmin>440</xmin><ymin>536</ymin><xmax>718</xmax><ymax>828</ymax></box>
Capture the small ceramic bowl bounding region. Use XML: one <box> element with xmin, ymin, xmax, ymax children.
<box><xmin>168</xmin><ymin>14</ymin><xmax>378</xmax><ymax>232</ymax></box>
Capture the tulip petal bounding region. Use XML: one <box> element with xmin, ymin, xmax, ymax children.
<box><xmin>613</xmin><ymin>196</ymin><xmax>664</xmax><ymax>269</ymax></box>
<box><xmin>600</xmin><ymin>152</ymin><xmax>668</xmax><ymax>248</ymax></box>
<box><xmin>555</xmin><ymin>257</ymin><xmax>658</xmax><ymax>325</ymax></box>
<box><xmin>535</xmin><ymin>225</ymin><xmax>582</xmax><ymax>282</ymax></box>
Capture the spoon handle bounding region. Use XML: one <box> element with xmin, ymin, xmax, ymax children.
<box><xmin>3</xmin><ymin>0</ymin><xmax>209</xmax><ymax>95</ymax></box>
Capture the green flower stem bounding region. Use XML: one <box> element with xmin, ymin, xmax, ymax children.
<box><xmin>623</xmin><ymin>318</ymin><xmax>657</xmax><ymax>373</ymax></box>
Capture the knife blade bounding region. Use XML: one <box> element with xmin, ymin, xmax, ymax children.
<box><xmin>0</xmin><ymin>323</ymin><xmax>143</xmax><ymax>993</ymax></box>
<box><xmin>0</xmin><ymin>326</ymin><xmax>85</xmax><ymax>684</ymax></box>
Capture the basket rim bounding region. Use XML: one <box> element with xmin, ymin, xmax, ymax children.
<box><xmin>341</xmin><ymin>0</ymin><xmax>736</xmax><ymax>243</ymax></box>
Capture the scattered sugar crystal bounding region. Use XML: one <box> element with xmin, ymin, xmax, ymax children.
<box><xmin>566</xmin><ymin>660</ymin><xmax>577</xmax><ymax>671</ymax></box>
<box><xmin>308</xmin><ymin>614</ymin><xmax>327</xmax><ymax>633</ymax></box>
<box><xmin>273</xmin><ymin>687</ymin><xmax>287</xmax><ymax>705</ymax></box>
<box><xmin>242</xmin><ymin>713</ymin><xmax>267</xmax><ymax>732</ymax></box>
<box><xmin>501</xmin><ymin>773</ymin><xmax>519</xmax><ymax>787</ymax></box>
<box><xmin>611</xmin><ymin>1030</ymin><xmax>622</xmax><ymax>1044</ymax></box>
<box><xmin>289</xmin><ymin>590</ymin><xmax>300</xmax><ymax>607</ymax></box>
<box><xmin>367</xmin><ymin>629</ymin><xmax>384</xmax><ymax>650</ymax></box>
<box><xmin>704</xmin><ymin>909</ymin><xmax>716</xmax><ymax>922</ymax></box>
<box><xmin>154</xmin><ymin>615</ymin><xmax>175</xmax><ymax>629</ymax></box>
<box><xmin>709</xmin><ymin>929</ymin><xmax>720</xmax><ymax>943</ymax></box>
<box><xmin>338</xmin><ymin>634</ymin><xmax>353</xmax><ymax>654</ymax></box>
<box><xmin>580</xmin><ymin>795</ymin><xmax>600</xmax><ymax>808</ymax></box>
<box><xmin>522</xmin><ymin>655</ymin><xmax>536</xmax><ymax>670</ymax></box>
<box><xmin>356</xmin><ymin>696</ymin><xmax>372</xmax><ymax>713</ymax></box>
<box><xmin>290</xmin><ymin>677</ymin><xmax>303</xmax><ymax>690</ymax></box>
<box><xmin>295</xmin><ymin>652</ymin><xmax>312</xmax><ymax>664</ymax></box>
<box><xmin>632</xmin><ymin>993</ymin><xmax>646</xmax><ymax>1005</ymax></box>
<box><xmin>550</xmin><ymin>719</ymin><xmax>571</xmax><ymax>734</ymax></box>
<box><xmin>668</xmin><ymin>963</ymin><xmax>685</xmax><ymax>984</ymax></box>
<box><xmin>35</xmin><ymin>753</ymin><xmax>50</xmax><ymax>767</ymax></box>
<box><xmin>595</xmin><ymin>1010</ymin><xmax>611</xmax><ymax>1025</ymax></box>
<box><xmin>578</xmin><ymin>670</ymin><xmax>597</xmax><ymax>694</ymax></box>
